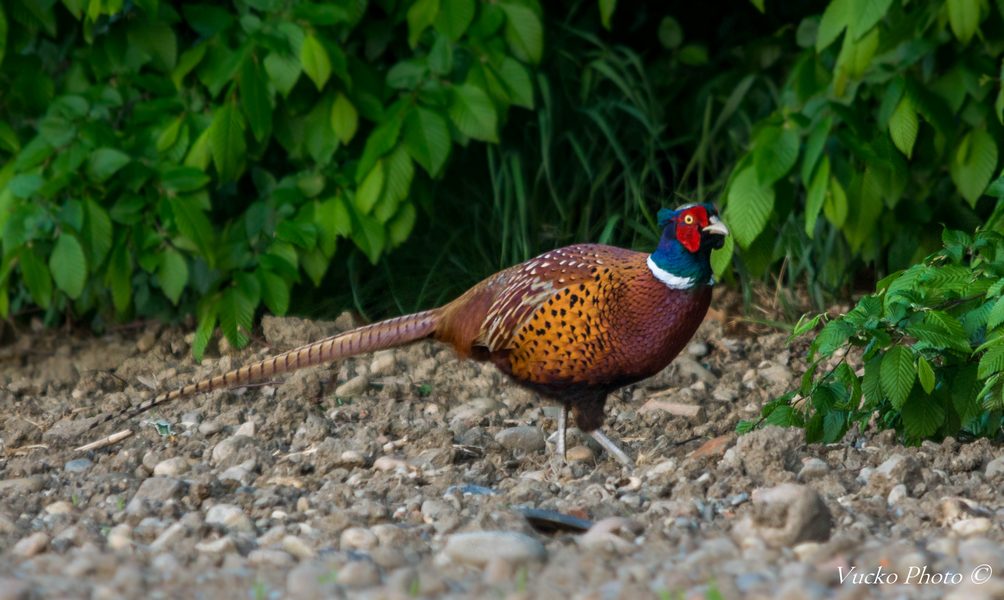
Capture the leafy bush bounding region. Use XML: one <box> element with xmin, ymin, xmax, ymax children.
<box><xmin>748</xmin><ymin>207</ymin><xmax>1004</xmax><ymax>444</ymax></box>
<box><xmin>717</xmin><ymin>0</ymin><xmax>1004</xmax><ymax>303</ymax></box>
<box><xmin>0</xmin><ymin>0</ymin><xmax>541</xmax><ymax>356</ymax></box>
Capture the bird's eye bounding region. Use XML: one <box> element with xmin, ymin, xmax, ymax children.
<box><xmin>683</xmin><ymin>215</ymin><xmax>695</xmax><ymax>225</ymax></box>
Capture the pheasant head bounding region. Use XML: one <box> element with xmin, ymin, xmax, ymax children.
<box><xmin>648</xmin><ymin>203</ymin><xmax>729</xmax><ymax>289</ymax></box>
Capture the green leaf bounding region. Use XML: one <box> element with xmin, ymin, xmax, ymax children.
<box><xmin>9</xmin><ymin>174</ymin><xmax>43</xmax><ymax>199</ymax></box>
<box><xmin>979</xmin><ymin>344</ymin><xmax>1004</xmax><ymax>379</ymax></box>
<box><xmin>330</xmin><ymin>92</ymin><xmax>359</xmax><ymax>145</ymax></box>
<box><xmin>352</xmin><ymin>213</ymin><xmax>386</xmax><ymax>264</ymax></box>
<box><xmin>753</xmin><ymin>124</ymin><xmax>799</xmax><ymax>186</ymax></box>
<box><xmin>264</xmin><ymin>52</ymin><xmax>301</xmax><ymax>96</ymax></box>
<box><xmin>388</xmin><ymin>203</ymin><xmax>417</xmax><ymax>246</ymax></box>
<box><xmin>161</xmin><ymin>166</ymin><xmax>211</xmax><ymax>192</ymax></box>
<box><xmin>988</xmin><ymin>295</ymin><xmax>1004</xmax><ymax>330</ymax></box>
<box><xmin>449</xmin><ymin>83</ymin><xmax>498</xmax><ymax>142</ymax></box>
<box><xmin>258</xmin><ymin>269</ymin><xmax>290</xmax><ymax>315</ymax></box>
<box><xmin>599</xmin><ymin>0</ymin><xmax>616</xmax><ymax>29</ymax></box>
<box><xmin>816</xmin><ymin>0</ymin><xmax>850</xmax><ymax>51</ymax></box>
<box><xmin>19</xmin><ymin>247</ymin><xmax>52</xmax><ymax>309</ymax></box>
<box><xmin>901</xmin><ymin>392</ymin><xmax>945</xmax><ymax>439</ymax></box>
<box><xmin>849</xmin><ymin>0</ymin><xmax>892</xmax><ymax>40</ymax></box>
<box><xmin>84</xmin><ymin>199</ymin><xmax>113</xmax><ymax>267</ymax></box>
<box><xmin>49</xmin><ymin>234</ymin><xmax>87</xmax><ymax>299</ymax></box>
<box><xmin>407</xmin><ymin>0</ymin><xmax>440</xmax><ymax>47</ymax></box>
<box><xmin>355</xmin><ymin>161</ymin><xmax>385</xmax><ymax>215</ymax></box>
<box><xmin>0</xmin><ymin>4</ymin><xmax>7</xmax><ymax>69</ymax></box>
<box><xmin>805</xmin><ymin>155</ymin><xmax>829</xmax><ymax>237</ymax></box>
<box><xmin>300</xmin><ymin>34</ymin><xmax>331</xmax><ymax>90</ymax></box>
<box><xmin>724</xmin><ymin>166</ymin><xmax>775</xmax><ymax>249</ymax></box>
<box><xmin>500</xmin><ymin>1</ymin><xmax>543</xmax><ymax>64</ymax></box>
<box><xmin>823</xmin><ymin>176</ymin><xmax>848</xmax><ymax>227</ymax></box>
<box><xmin>888</xmin><ymin>96</ymin><xmax>918</xmax><ymax>159</ymax></box>
<box><xmin>240</xmin><ymin>55</ymin><xmax>272</xmax><ymax>142</ymax></box>
<box><xmin>157</xmin><ymin>248</ymin><xmax>188</xmax><ymax>305</ymax></box>
<box><xmin>87</xmin><ymin>148</ymin><xmax>131</xmax><ymax>182</ymax></box>
<box><xmin>171</xmin><ymin>196</ymin><xmax>215</xmax><ymax>260</ymax></box>
<box><xmin>405</xmin><ymin>106</ymin><xmax>451</xmax><ymax>176</ymax></box>
<box><xmin>210</xmin><ymin>104</ymin><xmax>247</xmax><ymax>182</ymax></box>
<box><xmin>950</xmin><ymin>128</ymin><xmax>998</xmax><ymax>207</ymax></box>
<box><xmin>219</xmin><ymin>285</ymin><xmax>255</xmax><ymax>348</ymax></box>
<box><xmin>435</xmin><ymin>0</ymin><xmax>475</xmax><ymax>40</ymax></box>
<box><xmin>947</xmin><ymin>0</ymin><xmax>982</xmax><ymax>45</ymax></box>
<box><xmin>156</xmin><ymin>115</ymin><xmax>185</xmax><ymax>153</ymax></box>
<box><xmin>917</xmin><ymin>356</ymin><xmax>936</xmax><ymax>394</ymax></box>
<box><xmin>497</xmin><ymin>57</ymin><xmax>534</xmax><ymax>109</ymax></box>
<box><xmin>192</xmin><ymin>299</ymin><xmax>218</xmax><ymax>362</ymax></box>
<box><xmin>881</xmin><ymin>345</ymin><xmax>915</xmax><ymax>410</ymax></box>
<box><xmin>710</xmin><ymin>233</ymin><xmax>734</xmax><ymax>279</ymax></box>
<box><xmin>106</xmin><ymin>242</ymin><xmax>132</xmax><ymax>313</ymax></box>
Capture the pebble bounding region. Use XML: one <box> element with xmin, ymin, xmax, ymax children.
<box><xmin>249</xmin><ymin>549</ymin><xmax>295</xmax><ymax>567</ymax></box>
<box><xmin>738</xmin><ymin>483</ymin><xmax>832</xmax><ymax>548</ymax></box>
<box><xmin>282</xmin><ymin>535</ymin><xmax>315</xmax><ymax>559</ymax></box>
<box><xmin>868</xmin><ymin>454</ymin><xmax>922</xmax><ymax>493</ymax></box>
<box><xmin>126</xmin><ymin>477</ymin><xmax>183</xmax><ymax>515</ymax></box>
<box><xmin>443</xmin><ymin>531</ymin><xmax>546</xmax><ymax>567</ymax></box>
<box><xmin>12</xmin><ymin>532</ymin><xmax>49</xmax><ymax>557</ymax></box>
<box><xmin>180</xmin><ymin>412</ymin><xmax>202</xmax><ymax>428</ymax></box>
<box><xmin>566</xmin><ymin>445</ymin><xmax>594</xmax><ymax>462</ymax></box>
<box><xmin>195</xmin><ymin>537</ymin><xmax>236</xmax><ymax>554</ymax></box>
<box><xmin>887</xmin><ymin>484</ymin><xmax>908</xmax><ymax>506</ymax></box>
<box><xmin>796</xmin><ymin>458</ymin><xmax>829</xmax><ymax>481</ymax></box>
<box><xmin>219</xmin><ymin>460</ymin><xmax>256</xmax><ymax>484</ymax></box>
<box><xmin>235</xmin><ymin>421</ymin><xmax>255</xmax><ymax>437</ymax></box>
<box><xmin>952</xmin><ymin>518</ymin><xmax>992</xmax><ymax>536</ymax></box>
<box><xmin>153</xmin><ymin>457</ymin><xmax>190</xmax><ymax>477</ymax></box>
<box><xmin>199</xmin><ymin>419</ymin><xmax>224</xmax><ymax>436</ymax></box>
<box><xmin>337</xmin><ymin>450</ymin><xmax>366</xmax><ymax>468</ymax></box>
<box><xmin>758</xmin><ymin>363</ymin><xmax>792</xmax><ymax>387</ymax></box>
<box><xmin>373</xmin><ymin>456</ymin><xmax>409</xmax><ymax>472</ymax></box>
<box><xmin>338</xmin><ymin>560</ymin><xmax>381</xmax><ymax>587</ymax></box>
<box><xmin>211</xmin><ymin>435</ymin><xmax>254</xmax><ymax>464</ymax></box>
<box><xmin>985</xmin><ymin>455</ymin><xmax>1004</xmax><ymax>479</ymax></box>
<box><xmin>687</xmin><ymin>341</ymin><xmax>709</xmax><ymax>357</ymax></box>
<box><xmin>340</xmin><ymin>527</ymin><xmax>378</xmax><ymax>551</ymax></box>
<box><xmin>205</xmin><ymin>504</ymin><xmax>254</xmax><ymax>533</ymax></box>
<box><xmin>495</xmin><ymin>426</ymin><xmax>546</xmax><ymax>453</ymax></box>
<box><xmin>335</xmin><ymin>374</ymin><xmax>368</xmax><ymax>397</ymax></box>
<box><xmin>286</xmin><ymin>561</ymin><xmax>339</xmax><ymax>599</ymax></box>
<box><xmin>150</xmin><ymin>522</ymin><xmax>186</xmax><ymax>551</ymax></box>
<box><xmin>448</xmin><ymin>397</ymin><xmax>504</xmax><ymax>427</ymax></box>
<box><xmin>106</xmin><ymin>525</ymin><xmax>132</xmax><ymax>551</ymax></box>
<box><xmin>370</xmin><ymin>351</ymin><xmax>397</xmax><ymax>376</ymax></box>
<box><xmin>64</xmin><ymin>458</ymin><xmax>93</xmax><ymax>474</ymax></box>
<box><xmin>45</xmin><ymin>501</ymin><xmax>74</xmax><ymax>515</ymax></box>
<box><xmin>0</xmin><ymin>577</ymin><xmax>29</xmax><ymax>600</ymax></box>
<box><xmin>0</xmin><ymin>477</ymin><xmax>44</xmax><ymax>494</ymax></box>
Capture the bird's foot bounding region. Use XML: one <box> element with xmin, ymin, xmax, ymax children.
<box><xmin>555</xmin><ymin>405</ymin><xmax>568</xmax><ymax>460</ymax></box>
<box><xmin>589</xmin><ymin>429</ymin><xmax>634</xmax><ymax>468</ymax></box>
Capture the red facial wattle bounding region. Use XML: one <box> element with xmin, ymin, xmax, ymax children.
<box><xmin>675</xmin><ymin>207</ymin><xmax>709</xmax><ymax>253</ymax></box>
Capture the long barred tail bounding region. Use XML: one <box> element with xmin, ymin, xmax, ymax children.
<box><xmin>87</xmin><ymin>309</ymin><xmax>441</xmax><ymax>431</ymax></box>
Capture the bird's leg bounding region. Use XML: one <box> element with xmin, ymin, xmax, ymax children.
<box><xmin>555</xmin><ymin>404</ymin><xmax>568</xmax><ymax>460</ymax></box>
<box><xmin>589</xmin><ymin>429</ymin><xmax>634</xmax><ymax>468</ymax></box>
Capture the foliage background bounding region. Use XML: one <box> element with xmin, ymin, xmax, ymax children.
<box><xmin>1</xmin><ymin>0</ymin><xmax>1004</xmax><ymax>364</ymax></box>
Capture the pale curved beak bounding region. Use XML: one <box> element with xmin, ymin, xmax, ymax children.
<box><xmin>702</xmin><ymin>216</ymin><xmax>729</xmax><ymax>237</ymax></box>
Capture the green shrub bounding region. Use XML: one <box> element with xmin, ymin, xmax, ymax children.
<box><xmin>0</xmin><ymin>0</ymin><xmax>541</xmax><ymax>357</ymax></box>
<box><xmin>748</xmin><ymin>200</ymin><xmax>1004</xmax><ymax>444</ymax></box>
<box><xmin>718</xmin><ymin>0</ymin><xmax>1004</xmax><ymax>304</ymax></box>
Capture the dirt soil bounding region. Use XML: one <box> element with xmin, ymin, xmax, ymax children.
<box><xmin>2</xmin><ymin>301</ymin><xmax>1004</xmax><ymax>600</ymax></box>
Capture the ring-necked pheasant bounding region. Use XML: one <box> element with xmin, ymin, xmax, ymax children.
<box><xmin>81</xmin><ymin>203</ymin><xmax>729</xmax><ymax>466</ymax></box>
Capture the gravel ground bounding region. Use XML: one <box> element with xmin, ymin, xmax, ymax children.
<box><xmin>2</xmin><ymin>300</ymin><xmax>1004</xmax><ymax>599</ymax></box>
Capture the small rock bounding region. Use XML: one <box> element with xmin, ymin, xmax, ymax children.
<box><xmin>126</xmin><ymin>477</ymin><xmax>183</xmax><ymax>515</ymax></box>
<box><xmin>675</xmin><ymin>356</ymin><xmax>718</xmax><ymax>384</ymax></box>
<box><xmin>107</xmin><ymin>524</ymin><xmax>132</xmax><ymax>551</ymax></box>
<box><xmin>150</xmin><ymin>522</ymin><xmax>186</xmax><ymax>552</ymax></box>
<box><xmin>180</xmin><ymin>412</ymin><xmax>202</xmax><ymax>428</ymax></box>
<box><xmin>443</xmin><ymin>531</ymin><xmax>546</xmax><ymax>567</ymax></box>
<box><xmin>567</xmin><ymin>445</ymin><xmax>594</xmax><ymax>462</ymax></box>
<box><xmin>199</xmin><ymin>419</ymin><xmax>224</xmax><ymax>436</ymax></box>
<box><xmin>687</xmin><ymin>341</ymin><xmax>709</xmax><ymax>357</ymax></box>
<box><xmin>235</xmin><ymin>421</ymin><xmax>255</xmax><ymax>438</ymax></box>
<box><xmin>335</xmin><ymin>374</ymin><xmax>368</xmax><ymax>397</ymax></box>
<box><xmin>153</xmin><ymin>457</ymin><xmax>190</xmax><ymax>478</ymax></box>
<box><xmin>690</xmin><ymin>433</ymin><xmax>734</xmax><ymax>460</ymax></box>
<box><xmin>495</xmin><ymin>426</ymin><xmax>546</xmax><ymax>453</ymax></box>
<box><xmin>337</xmin><ymin>450</ymin><xmax>366</xmax><ymax>468</ymax></box>
<box><xmin>286</xmin><ymin>561</ymin><xmax>339</xmax><ymax>599</ymax></box>
<box><xmin>136</xmin><ymin>330</ymin><xmax>158</xmax><ymax>352</ymax></box>
<box><xmin>282</xmin><ymin>535</ymin><xmax>316</xmax><ymax>559</ymax></box>
<box><xmin>939</xmin><ymin>497</ymin><xmax>993</xmax><ymax>527</ymax></box>
<box><xmin>737</xmin><ymin>483</ymin><xmax>832</xmax><ymax>548</ymax></box>
<box><xmin>220</xmin><ymin>460</ymin><xmax>256</xmax><ymax>485</ymax></box>
<box><xmin>205</xmin><ymin>504</ymin><xmax>254</xmax><ymax>533</ymax></box>
<box><xmin>370</xmin><ymin>351</ymin><xmax>396</xmax><ymax>376</ymax></box>
<box><xmin>195</xmin><ymin>536</ymin><xmax>236</xmax><ymax>554</ymax></box>
<box><xmin>953</xmin><ymin>518</ymin><xmax>992</xmax><ymax>536</ymax></box>
<box><xmin>45</xmin><ymin>501</ymin><xmax>74</xmax><ymax>515</ymax></box>
<box><xmin>338</xmin><ymin>560</ymin><xmax>380</xmax><ymax>588</ymax></box>
<box><xmin>985</xmin><ymin>456</ymin><xmax>1004</xmax><ymax>479</ymax></box>
<box><xmin>373</xmin><ymin>456</ymin><xmax>409</xmax><ymax>472</ymax></box>
<box><xmin>12</xmin><ymin>532</ymin><xmax>49</xmax><ymax>557</ymax></box>
<box><xmin>759</xmin><ymin>363</ymin><xmax>793</xmax><ymax>387</ymax></box>
<box><xmin>0</xmin><ymin>477</ymin><xmax>44</xmax><ymax>494</ymax></box>
<box><xmin>211</xmin><ymin>435</ymin><xmax>255</xmax><ymax>465</ymax></box>
<box><xmin>448</xmin><ymin>398</ymin><xmax>504</xmax><ymax>427</ymax></box>
<box><xmin>887</xmin><ymin>484</ymin><xmax>908</xmax><ymax>506</ymax></box>
<box><xmin>484</xmin><ymin>557</ymin><xmax>514</xmax><ymax>584</ymax></box>
<box><xmin>150</xmin><ymin>553</ymin><xmax>181</xmax><ymax>576</ymax></box>
<box><xmin>249</xmin><ymin>549</ymin><xmax>295</xmax><ymax>567</ymax></box>
<box><xmin>867</xmin><ymin>454</ymin><xmax>922</xmax><ymax>494</ymax></box>
<box><xmin>340</xmin><ymin>527</ymin><xmax>377</xmax><ymax>551</ymax></box>
<box><xmin>796</xmin><ymin>458</ymin><xmax>829</xmax><ymax>482</ymax></box>
<box><xmin>64</xmin><ymin>458</ymin><xmax>93</xmax><ymax>474</ymax></box>
<box><xmin>578</xmin><ymin>517</ymin><xmax>644</xmax><ymax>553</ymax></box>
